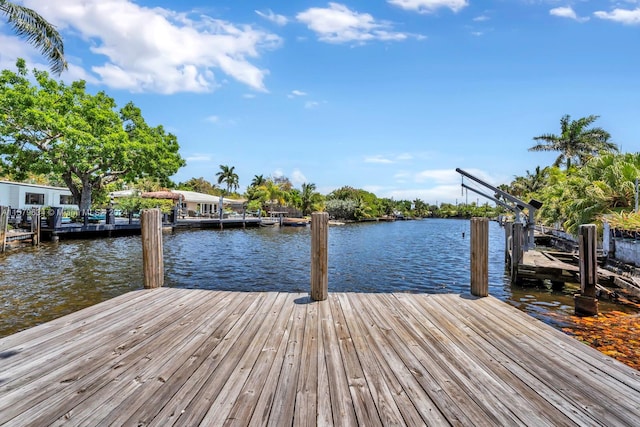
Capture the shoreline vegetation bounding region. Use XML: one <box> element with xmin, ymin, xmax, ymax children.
<box><xmin>2</xmin><ymin>57</ymin><xmax>640</xmax><ymax>371</ymax></box>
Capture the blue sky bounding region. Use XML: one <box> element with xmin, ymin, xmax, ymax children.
<box><xmin>2</xmin><ymin>1</ymin><xmax>639</xmax><ymax>204</ymax></box>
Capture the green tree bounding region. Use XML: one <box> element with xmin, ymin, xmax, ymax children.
<box><xmin>0</xmin><ymin>60</ymin><xmax>185</xmax><ymax>210</ymax></box>
<box><xmin>529</xmin><ymin>114</ymin><xmax>617</xmax><ymax>169</ymax></box>
<box><xmin>250</xmin><ymin>174</ymin><xmax>266</xmax><ymax>188</ymax></box>
<box><xmin>300</xmin><ymin>182</ymin><xmax>324</xmax><ymax>215</ymax></box>
<box><xmin>216</xmin><ymin>164</ymin><xmax>239</xmax><ymax>195</ymax></box>
<box><xmin>265</xmin><ymin>179</ymin><xmax>285</xmax><ymax>207</ymax></box>
<box><xmin>177</xmin><ymin>177</ymin><xmax>219</xmax><ymax>195</ymax></box>
<box><xmin>510</xmin><ymin>166</ymin><xmax>548</xmax><ymax>199</ymax></box>
<box><xmin>326</xmin><ymin>186</ymin><xmax>382</xmax><ymax>219</ymax></box>
<box><xmin>1</xmin><ymin>1</ymin><xmax>67</xmax><ymax>74</ymax></box>
<box><xmin>412</xmin><ymin>198</ymin><xmax>428</xmax><ymax>217</ymax></box>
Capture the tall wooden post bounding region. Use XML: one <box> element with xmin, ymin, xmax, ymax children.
<box><xmin>0</xmin><ymin>206</ymin><xmax>8</xmax><ymax>253</ymax></box>
<box><xmin>503</xmin><ymin>221</ymin><xmax>512</xmax><ymax>264</ymax></box>
<box><xmin>31</xmin><ymin>207</ymin><xmax>40</xmax><ymax>246</ymax></box>
<box><xmin>311</xmin><ymin>212</ymin><xmax>329</xmax><ymax>301</ymax></box>
<box><xmin>142</xmin><ymin>209</ymin><xmax>164</xmax><ymax>289</ymax></box>
<box><xmin>470</xmin><ymin>217</ymin><xmax>489</xmax><ymax>297</ymax></box>
<box><xmin>575</xmin><ymin>224</ymin><xmax>598</xmax><ymax>315</ymax></box>
<box><xmin>511</xmin><ymin>222</ymin><xmax>523</xmax><ymax>284</ymax></box>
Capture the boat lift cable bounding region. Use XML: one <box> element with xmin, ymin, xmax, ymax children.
<box><xmin>455</xmin><ymin>168</ymin><xmax>542</xmax><ymax>251</ymax></box>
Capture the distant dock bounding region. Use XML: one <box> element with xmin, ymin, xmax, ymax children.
<box><xmin>38</xmin><ymin>216</ymin><xmax>262</xmax><ymax>240</ymax></box>
<box><xmin>1</xmin><ymin>288</ymin><xmax>639</xmax><ymax>425</ymax></box>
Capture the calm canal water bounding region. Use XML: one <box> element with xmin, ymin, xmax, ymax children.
<box><xmin>0</xmin><ymin>219</ymin><xmax>628</xmax><ymax>337</ymax></box>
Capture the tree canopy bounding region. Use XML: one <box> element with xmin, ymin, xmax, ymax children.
<box><xmin>529</xmin><ymin>114</ymin><xmax>618</xmax><ymax>169</ymax></box>
<box><xmin>216</xmin><ymin>164</ymin><xmax>239</xmax><ymax>195</ymax></box>
<box><xmin>0</xmin><ymin>59</ymin><xmax>185</xmax><ymax>210</ymax></box>
<box><xmin>1</xmin><ymin>1</ymin><xmax>67</xmax><ymax>74</ymax></box>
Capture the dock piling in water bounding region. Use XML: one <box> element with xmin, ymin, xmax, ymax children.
<box><xmin>0</xmin><ymin>206</ymin><xmax>8</xmax><ymax>253</ymax></box>
<box><xmin>311</xmin><ymin>212</ymin><xmax>329</xmax><ymax>301</ymax></box>
<box><xmin>470</xmin><ymin>217</ymin><xmax>489</xmax><ymax>297</ymax></box>
<box><xmin>141</xmin><ymin>209</ymin><xmax>164</xmax><ymax>289</ymax></box>
<box><xmin>575</xmin><ymin>224</ymin><xmax>598</xmax><ymax>315</ymax></box>
<box><xmin>510</xmin><ymin>222</ymin><xmax>524</xmax><ymax>284</ymax></box>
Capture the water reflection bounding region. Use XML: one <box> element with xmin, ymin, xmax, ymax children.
<box><xmin>0</xmin><ymin>218</ymin><xmax>632</xmax><ymax>338</ymax></box>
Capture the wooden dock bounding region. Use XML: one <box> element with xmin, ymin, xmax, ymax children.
<box><xmin>1</xmin><ymin>289</ymin><xmax>639</xmax><ymax>426</ymax></box>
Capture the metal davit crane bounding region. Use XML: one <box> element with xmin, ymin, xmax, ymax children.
<box><xmin>455</xmin><ymin>168</ymin><xmax>542</xmax><ymax>251</ymax></box>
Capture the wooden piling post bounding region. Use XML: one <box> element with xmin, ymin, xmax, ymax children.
<box><xmin>31</xmin><ymin>207</ymin><xmax>40</xmax><ymax>246</ymax></box>
<box><xmin>504</xmin><ymin>221</ymin><xmax>512</xmax><ymax>264</ymax></box>
<box><xmin>511</xmin><ymin>222</ymin><xmax>523</xmax><ymax>284</ymax></box>
<box><xmin>141</xmin><ymin>209</ymin><xmax>164</xmax><ymax>289</ymax></box>
<box><xmin>0</xmin><ymin>206</ymin><xmax>8</xmax><ymax>253</ymax></box>
<box><xmin>575</xmin><ymin>224</ymin><xmax>598</xmax><ymax>316</ymax></box>
<box><xmin>311</xmin><ymin>212</ymin><xmax>329</xmax><ymax>301</ymax></box>
<box><xmin>470</xmin><ymin>217</ymin><xmax>489</xmax><ymax>297</ymax></box>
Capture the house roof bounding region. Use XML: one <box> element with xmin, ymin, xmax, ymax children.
<box><xmin>171</xmin><ymin>190</ymin><xmax>246</xmax><ymax>205</ymax></box>
<box><xmin>109</xmin><ymin>188</ymin><xmax>246</xmax><ymax>205</ymax></box>
<box><xmin>141</xmin><ymin>191</ymin><xmax>181</xmax><ymax>200</ymax></box>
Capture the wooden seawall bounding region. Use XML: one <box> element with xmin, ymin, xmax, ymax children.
<box><xmin>1</xmin><ymin>288</ymin><xmax>639</xmax><ymax>426</ymax></box>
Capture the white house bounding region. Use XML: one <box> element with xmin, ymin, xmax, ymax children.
<box><xmin>108</xmin><ymin>188</ymin><xmax>246</xmax><ymax>217</ymax></box>
<box><xmin>0</xmin><ymin>180</ymin><xmax>77</xmax><ymax>210</ymax></box>
<box><xmin>171</xmin><ymin>190</ymin><xmax>246</xmax><ymax>217</ymax></box>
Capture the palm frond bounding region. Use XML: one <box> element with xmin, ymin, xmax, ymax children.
<box><xmin>1</xmin><ymin>1</ymin><xmax>67</xmax><ymax>75</ymax></box>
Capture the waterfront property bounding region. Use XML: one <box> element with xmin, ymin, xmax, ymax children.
<box><xmin>0</xmin><ymin>180</ymin><xmax>77</xmax><ymax>211</ymax></box>
<box><xmin>170</xmin><ymin>190</ymin><xmax>246</xmax><ymax>218</ymax></box>
<box><xmin>0</xmin><ymin>288</ymin><xmax>639</xmax><ymax>425</ymax></box>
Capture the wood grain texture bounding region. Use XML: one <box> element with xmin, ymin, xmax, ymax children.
<box><xmin>470</xmin><ymin>217</ymin><xmax>489</xmax><ymax>297</ymax></box>
<box><xmin>310</xmin><ymin>212</ymin><xmax>328</xmax><ymax>301</ymax></box>
<box><xmin>141</xmin><ymin>209</ymin><xmax>164</xmax><ymax>288</ymax></box>
<box><xmin>1</xmin><ymin>290</ymin><xmax>639</xmax><ymax>426</ymax></box>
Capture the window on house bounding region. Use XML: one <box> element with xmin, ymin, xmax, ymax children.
<box><xmin>25</xmin><ymin>193</ymin><xmax>45</xmax><ymax>205</ymax></box>
<box><xmin>60</xmin><ymin>195</ymin><xmax>75</xmax><ymax>205</ymax></box>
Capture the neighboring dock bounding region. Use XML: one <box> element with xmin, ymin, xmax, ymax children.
<box><xmin>1</xmin><ymin>288</ymin><xmax>639</xmax><ymax>426</ymax></box>
<box><xmin>37</xmin><ymin>217</ymin><xmax>262</xmax><ymax>240</ymax></box>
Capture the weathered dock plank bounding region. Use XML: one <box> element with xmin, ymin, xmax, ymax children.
<box><xmin>1</xmin><ymin>289</ymin><xmax>639</xmax><ymax>426</ymax></box>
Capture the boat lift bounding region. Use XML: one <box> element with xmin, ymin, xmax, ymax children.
<box><xmin>455</xmin><ymin>168</ymin><xmax>542</xmax><ymax>251</ymax></box>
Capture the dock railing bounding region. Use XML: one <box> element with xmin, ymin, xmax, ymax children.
<box><xmin>139</xmin><ymin>210</ymin><xmax>491</xmax><ymax>299</ymax></box>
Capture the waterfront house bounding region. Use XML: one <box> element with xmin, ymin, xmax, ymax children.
<box><xmin>171</xmin><ymin>190</ymin><xmax>246</xmax><ymax>217</ymax></box>
<box><xmin>107</xmin><ymin>188</ymin><xmax>246</xmax><ymax>217</ymax></box>
<box><xmin>0</xmin><ymin>180</ymin><xmax>77</xmax><ymax>211</ymax></box>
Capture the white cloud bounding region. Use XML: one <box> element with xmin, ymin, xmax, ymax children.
<box><xmin>550</xmin><ymin>6</ymin><xmax>589</xmax><ymax>22</ymax></box>
<box><xmin>288</xmin><ymin>89</ymin><xmax>308</xmax><ymax>98</ymax></box>
<box><xmin>186</xmin><ymin>154</ymin><xmax>212</xmax><ymax>162</ymax></box>
<box><xmin>21</xmin><ymin>0</ymin><xmax>282</xmax><ymax>94</ymax></box>
<box><xmin>393</xmin><ymin>171</ymin><xmax>411</xmax><ymax>183</ymax></box>
<box><xmin>594</xmin><ymin>7</ymin><xmax>640</xmax><ymax>25</ymax></box>
<box><xmin>304</xmin><ymin>101</ymin><xmax>320</xmax><ymax>109</ymax></box>
<box><xmin>471</xmin><ymin>31</ymin><xmax>484</xmax><ymax>36</ymax></box>
<box><xmin>0</xmin><ymin>31</ymin><xmax>99</xmax><ymax>84</ymax></box>
<box><xmin>414</xmin><ymin>169</ymin><xmax>460</xmax><ymax>184</ymax></box>
<box><xmin>291</xmin><ymin>169</ymin><xmax>308</xmax><ymax>186</ymax></box>
<box><xmin>206</xmin><ymin>115</ymin><xmax>220</xmax><ymax>123</ymax></box>
<box><xmin>473</xmin><ymin>15</ymin><xmax>490</xmax><ymax>22</ymax></box>
<box><xmin>243</xmin><ymin>93</ymin><xmax>256</xmax><ymax>99</ymax></box>
<box><xmin>296</xmin><ymin>3</ymin><xmax>414</xmax><ymax>44</ymax></box>
<box><xmin>255</xmin><ymin>9</ymin><xmax>288</xmax><ymax>26</ymax></box>
<box><xmin>365</xmin><ymin>155</ymin><xmax>394</xmax><ymax>164</ymax></box>
<box><xmin>364</xmin><ymin>153</ymin><xmax>413</xmax><ymax>163</ymax></box>
<box><xmin>384</xmin><ymin>185</ymin><xmax>461</xmax><ymax>204</ymax></box>
<box><xmin>387</xmin><ymin>0</ymin><xmax>469</xmax><ymax>14</ymax></box>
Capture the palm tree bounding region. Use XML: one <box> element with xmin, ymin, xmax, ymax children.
<box><xmin>1</xmin><ymin>1</ymin><xmax>67</xmax><ymax>74</ymax></box>
<box><xmin>300</xmin><ymin>182</ymin><xmax>324</xmax><ymax>215</ymax></box>
<box><xmin>510</xmin><ymin>166</ymin><xmax>548</xmax><ymax>198</ymax></box>
<box><xmin>529</xmin><ymin>114</ymin><xmax>618</xmax><ymax>169</ymax></box>
<box><xmin>250</xmin><ymin>174</ymin><xmax>266</xmax><ymax>188</ymax></box>
<box><xmin>215</xmin><ymin>164</ymin><xmax>239</xmax><ymax>195</ymax></box>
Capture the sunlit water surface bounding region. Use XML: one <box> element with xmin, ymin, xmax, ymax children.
<box><xmin>0</xmin><ymin>219</ymin><xmax>629</xmax><ymax>337</ymax></box>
